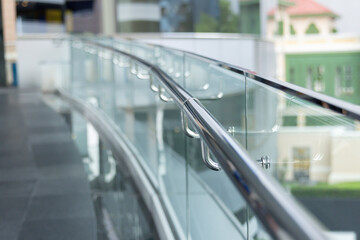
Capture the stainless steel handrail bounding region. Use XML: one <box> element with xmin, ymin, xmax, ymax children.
<box><xmin>121</xmin><ymin>38</ymin><xmax>360</xmax><ymax>121</ymax></box>
<box><xmin>76</xmin><ymin>38</ymin><xmax>327</xmax><ymax>240</ymax></box>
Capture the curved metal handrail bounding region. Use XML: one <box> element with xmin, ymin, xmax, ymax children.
<box><xmin>73</xmin><ymin>38</ymin><xmax>327</xmax><ymax>240</ymax></box>
<box><xmin>121</xmin><ymin>38</ymin><xmax>360</xmax><ymax>121</ymax></box>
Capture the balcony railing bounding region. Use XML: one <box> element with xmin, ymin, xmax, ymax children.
<box><xmin>48</xmin><ymin>36</ymin><xmax>360</xmax><ymax>240</ymax></box>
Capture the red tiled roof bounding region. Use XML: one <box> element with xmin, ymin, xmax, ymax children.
<box><xmin>268</xmin><ymin>0</ymin><xmax>336</xmax><ymax>17</ymax></box>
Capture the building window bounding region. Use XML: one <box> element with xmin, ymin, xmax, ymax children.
<box><xmin>314</xmin><ymin>65</ymin><xmax>325</xmax><ymax>92</ymax></box>
<box><xmin>305</xmin><ymin>23</ymin><xmax>320</xmax><ymax>34</ymax></box>
<box><xmin>335</xmin><ymin>65</ymin><xmax>353</xmax><ymax>95</ymax></box>
<box><xmin>277</xmin><ymin>20</ymin><xmax>284</xmax><ymax>36</ymax></box>
<box><xmin>335</xmin><ymin>66</ymin><xmax>341</xmax><ymax>97</ymax></box>
<box><xmin>307</xmin><ymin>66</ymin><xmax>325</xmax><ymax>92</ymax></box>
<box><xmin>289</xmin><ymin>67</ymin><xmax>295</xmax><ymax>83</ymax></box>
<box><xmin>293</xmin><ymin>147</ymin><xmax>310</xmax><ymax>181</ymax></box>
<box><xmin>306</xmin><ymin>67</ymin><xmax>313</xmax><ymax>89</ymax></box>
<box><xmin>290</xmin><ymin>24</ymin><xmax>296</xmax><ymax>35</ymax></box>
<box><xmin>343</xmin><ymin>65</ymin><xmax>353</xmax><ymax>94</ymax></box>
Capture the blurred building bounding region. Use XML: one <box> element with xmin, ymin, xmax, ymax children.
<box><xmin>16</xmin><ymin>0</ymin><xmax>66</xmax><ymax>34</ymax></box>
<box><xmin>266</xmin><ymin>0</ymin><xmax>360</xmax><ymax>184</ymax></box>
<box><xmin>160</xmin><ymin>0</ymin><xmax>192</xmax><ymax>32</ymax></box>
<box><xmin>12</xmin><ymin>0</ymin><xmax>276</xmax><ymax>35</ymax></box>
<box><xmin>116</xmin><ymin>0</ymin><xmax>220</xmax><ymax>33</ymax></box>
<box><xmin>116</xmin><ymin>0</ymin><xmax>161</xmax><ymax>32</ymax></box>
<box><xmin>268</xmin><ymin>0</ymin><xmax>360</xmax><ymax>105</ymax></box>
<box><xmin>239</xmin><ymin>0</ymin><xmax>261</xmax><ymax>35</ymax></box>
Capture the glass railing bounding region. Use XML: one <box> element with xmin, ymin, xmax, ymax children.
<box><xmin>51</xmin><ymin>36</ymin><xmax>360</xmax><ymax>240</ymax></box>
<box><xmin>69</xmin><ymin>109</ymin><xmax>159</xmax><ymax>239</ymax></box>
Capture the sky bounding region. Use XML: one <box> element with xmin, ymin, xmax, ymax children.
<box><xmin>313</xmin><ymin>0</ymin><xmax>360</xmax><ymax>34</ymax></box>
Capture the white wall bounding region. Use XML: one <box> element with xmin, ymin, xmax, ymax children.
<box><xmin>133</xmin><ymin>33</ymin><xmax>276</xmax><ymax>77</ymax></box>
<box><xmin>117</xmin><ymin>3</ymin><xmax>161</xmax><ymax>22</ymax></box>
<box><xmin>17</xmin><ymin>37</ymin><xmax>70</xmax><ymax>90</ymax></box>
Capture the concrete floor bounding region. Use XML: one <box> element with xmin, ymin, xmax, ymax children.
<box><xmin>0</xmin><ymin>89</ymin><xmax>96</xmax><ymax>240</ymax></box>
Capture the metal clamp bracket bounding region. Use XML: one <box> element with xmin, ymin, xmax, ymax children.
<box><xmin>149</xmin><ymin>75</ymin><xmax>159</xmax><ymax>92</ymax></box>
<box><xmin>113</xmin><ymin>55</ymin><xmax>129</xmax><ymax>67</ymax></box>
<box><xmin>181</xmin><ymin>99</ymin><xmax>220</xmax><ymax>171</ymax></box>
<box><xmin>159</xmin><ymin>87</ymin><xmax>173</xmax><ymax>102</ymax></box>
<box><xmin>129</xmin><ymin>60</ymin><xmax>137</xmax><ymax>75</ymax></box>
<box><xmin>201</xmin><ymin>140</ymin><xmax>221</xmax><ymax>171</ymax></box>
<box><xmin>257</xmin><ymin>156</ymin><xmax>270</xmax><ymax>169</ymax></box>
<box><xmin>181</xmin><ymin>110</ymin><xmax>200</xmax><ymax>138</ymax></box>
<box><xmin>136</xmin><ymin>69</ymin><xmax>150</xmax><ymax>80</ymax></box>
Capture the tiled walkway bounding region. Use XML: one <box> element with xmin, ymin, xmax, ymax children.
<box><xmin>0</xmin><ymin>89</ymin><xmax>96</xmax><ymax>240</ymax></box>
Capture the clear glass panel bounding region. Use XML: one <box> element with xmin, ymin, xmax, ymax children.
<box><xmin>246</xmin><ymin>74</ymin><xmax>360</xmax><ymax>237</ymax></box>
<box><xmin>114</xmin><ymin>58</ymin><xmax>189</xmax><ymax>239</ymax></box>
<box><xmin>159</xmin><ymin>103</ymin><xmax>188</xmax><ymax>239</ymax></box>
<box><xmin>69</xmin><ymin>41</ymin><xmax>189</xmax><ymax>238</ymax></box>
<box><xmin>181</xmin><ymin>57</ymin><xmax>272</xmax><ymax>239</ymax></box>
<box><xmin>184</xmin><ymin>53</ymin><xmax>218</xmax><ymax>99</ymax></box>
<box><xmin>65</xmin><ymin>38</ymin><xmax>360</xmax><ymax>239</ymax></box>
<box><xmin>156</xmin><ymin>47</ymin><xmax>184</xmax><ymax>86</ymax></box>
<box><xmin>186</xmin><ymin>135</ymin><xmax>251</xmax><ymax>240</ymax></box>
<box><xmin>183</xmin><ymin>53</ymin><xmax>247</xmax><ymax>146</ymax></box>
<box><xmin>70</xmin><ymin>110</ymin><xmax>158</xmax><ymax>239</ymax></box>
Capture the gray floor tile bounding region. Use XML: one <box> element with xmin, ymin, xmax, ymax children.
<box><xmin>33</xmin><ymin>152</ymin><xmax>83</xmax><ymax>167</ymax></box>
<box><xmin>27</xmin><ymin>125</ymin><xmax>69</xmax><ymax>135</ymax></box>
<box><xmin>0</xmin><ymin>90</ymin><xmax>96</xmax><ymax>240</ymax></box>
<box><xmin>0</xmin><ymin>167</ymin><xmax>38</xmax><ymax>182</ymax></box>
<box><xmin>0</xmin><ymin>180</ymin><xmax>36</xmax><ymax>197</ymax></box>
<box><xmin>26</xmin><ymin>194</ymin><xmax>94</xmax><ymax>221</ymax></box>
<box><xmin>37</xmin><ymin>165</ymin><xmax>86</xmax><ymax>180</ymax></box>
<box><xmin>29</xmin><ymin>132</ymin><xmax>72</xmax><ymax>145</ymax></box>
<box><xmin>0</xmin><ymin>197</ymin><xmax>30</xmax><ymax>221</ymax></box>
<box><xmin>32</xmin><ymin>142</ymin><xmax>79</xmax><ymax>156</ymax></box>
<box><xmin>0</xmin><ymin>220</ymin><xmax>22</xmax><ymax>240</ymax></box>
<box><xmin>0</xmin><ymin>141</ymin><xmax>30</xmax><ymax>152</ymax></box>
<box><xmin>35</xmin><ymin>178</ymin><xmax>90</xmax><ymax>196</ymax></box>
<box><xmin>0</xmin><ymin>154</ymin><xmax>34</xmax><ymax>169</ymax></box>
<box><xmin>0</xmin><ymin>127</ymin><xmax>29</xmax><ymax>138</ymax></box>
<box><xmin>24</xmin><ymin>118</ymin><xmax>67</xmax><ymax>128</ymax></box>
<box><xmin>0</xmin><ymin>133</ymin><xmax>29</xmax><ymax>145</ymax></box>
<box><xmin>0</xmin><ymin>147</ymin><xmax>32</xmax><ymax>157</ymax></box>
<box><xmin>18</xmin><ymin>217</ymin><xmax>96</xmax><ymax>240</ymax></box>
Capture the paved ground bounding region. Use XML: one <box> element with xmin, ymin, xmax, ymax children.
<box><xmin>0</xmin><ymin>89</ymin><xmax>96</xmax><ymax>240</ymax></box>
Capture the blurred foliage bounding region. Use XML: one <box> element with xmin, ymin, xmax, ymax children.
<box><xmin>195</xmin><ymin>0</ymin><xmax>239</xmax><ymax>33</ymax></box>
<box><xmin>195</xmin><ymin>13</ymin><xmax>218</xmax><ymax>32</ymax></box>
<box><xmin>289</xmin><ymin>182</ymin><xmax>360</xmax><ymax>198</ymax></box>
<box><xmin>218</xmin><ymin>0</ymin><xmax>239</xmax><ymax>32</ymax></box>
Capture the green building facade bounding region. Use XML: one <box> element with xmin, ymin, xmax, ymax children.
<box><xmin>286</xmin><ymin>52</ymin><xmax>360</xmax><ymax>105</ymax></box>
